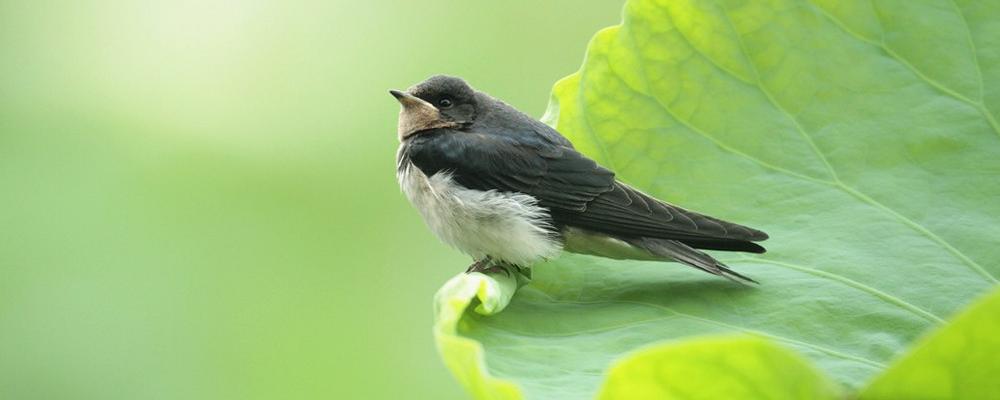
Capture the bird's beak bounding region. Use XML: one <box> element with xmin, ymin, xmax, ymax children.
<box><xmin>389</xmin><ymin>89</ymin><xmax>410</xmax><ymax>102</ymax></box>
<box><xmin>389</xmin><ymin>89</ymin><xmax>434</xmax><ymax>110</ymax></box>
<box><xmin>389</xmin><ymin>89</ymin><xmax>457</xmax><ymax>141</ymax></box>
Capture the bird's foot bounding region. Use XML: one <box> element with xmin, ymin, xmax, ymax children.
<box><xmin>465</xmin><ymin>258</ymin><xmax>516</xmax><ymax>278</ymax></box>
<box><xmin>481</xmin><ymin>264</ymin><xmax>512</xmax><ymax>278</ymax></box>
<box><xmin>465</xmin><ymin>258</ymin><xmax>491</xmax><ymax>273</ymax></box>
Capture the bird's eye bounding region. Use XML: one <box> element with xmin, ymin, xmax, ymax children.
<box><xmin>438</xmin><ymin>98</ymin><xmax>453</xmax><ymax>108</ymax></box>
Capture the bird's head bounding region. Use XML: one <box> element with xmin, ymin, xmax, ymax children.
<box><xmin>390</xmin><ymin>75</ymin><xmax>477</xmax><ymax>141</ymax></box>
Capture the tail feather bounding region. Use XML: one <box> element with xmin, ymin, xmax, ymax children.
<box><xmin>627</xmin><ymin>237</ymin><xmax>758</xmax><ymax>284</ymax></box>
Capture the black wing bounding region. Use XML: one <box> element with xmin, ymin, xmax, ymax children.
<box><xmin>404</xmin><ymin>130</ymin><xmax>768</xmax><ymax>252</ymax></box>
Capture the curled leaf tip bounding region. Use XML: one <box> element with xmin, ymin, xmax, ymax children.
<box><xmin>435</xmin><ymin>265</ymin><xmax>527</xmax><ymax>317</ymax></box>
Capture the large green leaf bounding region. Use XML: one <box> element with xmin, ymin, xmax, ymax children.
<box><xmin>435</xmin><ymin>0</ymin><xmax>1000</xmax><ymax>398</ymax></box>
<box><xmin>860</xmin><ymin>288</ymin><xmax>1000</xmax><ymax>400</ymax></box>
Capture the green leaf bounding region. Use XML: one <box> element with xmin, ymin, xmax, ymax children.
<box><xmin>433</xmin><ymin>272</ymin><xmax>523</xmax><ymax>400</ymax></box>
<box><xmin>436</xmin><ymin>0</ymin><xmax>1000</xmax><ymax>398</ymax></box>
<box><xmin>597</xmin><ymin>335</ymin><xmax>841</xmax><ymax>400</ymax></box>
<box><xmin>860</xmin><ymin>287</ymin><xmax>1000</xmax><ymax>400</ymax></box>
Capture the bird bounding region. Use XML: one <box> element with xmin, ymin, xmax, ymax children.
<box><xmin>390</xmin><ymin>75</ymin><xmax>768</xmax><ymax>283</ymax></box>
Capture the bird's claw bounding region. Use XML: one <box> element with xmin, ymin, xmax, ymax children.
<box><xmin>465</xmin><ymin>258</ymin><xmax>516</xmax><ymax>278</ymax></box>
<box><xmin>465</xmin><ymin>259</ymin><xmax>489</xmax><ymax>273</ymax></box>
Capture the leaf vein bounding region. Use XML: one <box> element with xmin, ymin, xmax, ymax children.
<box><xmin>470</xmin><ymin>314</ymin><xmax>680</xmax><ymax>339</ymax></box>
<box><xmin>716</xmin><ymin>1</ymin><xmax>840</xmax><ymax>180</ymax></box>
<box><xmin>806</xmin><ymin>0</ymin><xmax>1000</xmax><ymax>138</ymax></box>
<box><xmin>530</xmin><ymin>292</ymin><xmax>888</xmax><ymax>369</ymax></box>
<box><xmin>618</xmin><ymin>23</ymin><xmax>835</xmax><ymax>186</ymax></box>
<box><xmin>577</xmin><ymin>33</ymin><xmax>619</xmax><ymax>171</ymax></box>
<box><xmin>717</xmin><ymin>1</ymin><xmax>998</xmax><ymax>283</ymax></box>
<box><xmin>733</xmin><ymin>257</ymin><xmax>946</xmax><ymax>323</ymax></box>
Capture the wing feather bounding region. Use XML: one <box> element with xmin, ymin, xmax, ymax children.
<box><xmin>404</xmin><ymin>129</ymin><xmax>767</xmax><ymax>252</ymax></box>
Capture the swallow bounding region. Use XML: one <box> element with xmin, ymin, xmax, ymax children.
<box><xmin>391</xmin><ymin>75</ymin><xmax>768</xmax><ymax>283</ymax></box>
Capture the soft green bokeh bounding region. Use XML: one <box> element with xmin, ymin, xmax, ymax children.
<box><xmin>0</xmin><ymin>1</ymin><xmax>622</xmax><ymax>399</ymax></box>
<box><xmin>435</xmin><ymin>0</ymin><xmax>1000</xmax><ymax>398</ymax></box>
<box><xmin>861</xmin><ymin>288</ymin><xmax>1000</xmax><ymax>400</ymax></box>
<box><xmin>597</xmin><ymin>336</ymin><xmax>841</xmax><ymax>400</ymax></box>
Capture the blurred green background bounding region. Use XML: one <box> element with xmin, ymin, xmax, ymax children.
<box><xmin>0</xmin><ymin>1</ymin><xmax>622</xmax><ymax>398</ymax></box>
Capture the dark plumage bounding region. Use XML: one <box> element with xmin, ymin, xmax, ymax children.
<box><xmin>393</xmin><ymin>75</ymin><xmax>768</xmax><ymax>283</ymax></box>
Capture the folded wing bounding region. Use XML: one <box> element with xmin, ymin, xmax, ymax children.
<box><xmin>404</xmin><ymin>130</ymin><xmax>768</xmax><ymax>253</ymax></box>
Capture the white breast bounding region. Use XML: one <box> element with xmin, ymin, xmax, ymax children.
<box><xmin>397</xmin><ymin>161</ymin><xmax>561</xmax><ymax>266</ymax></box>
